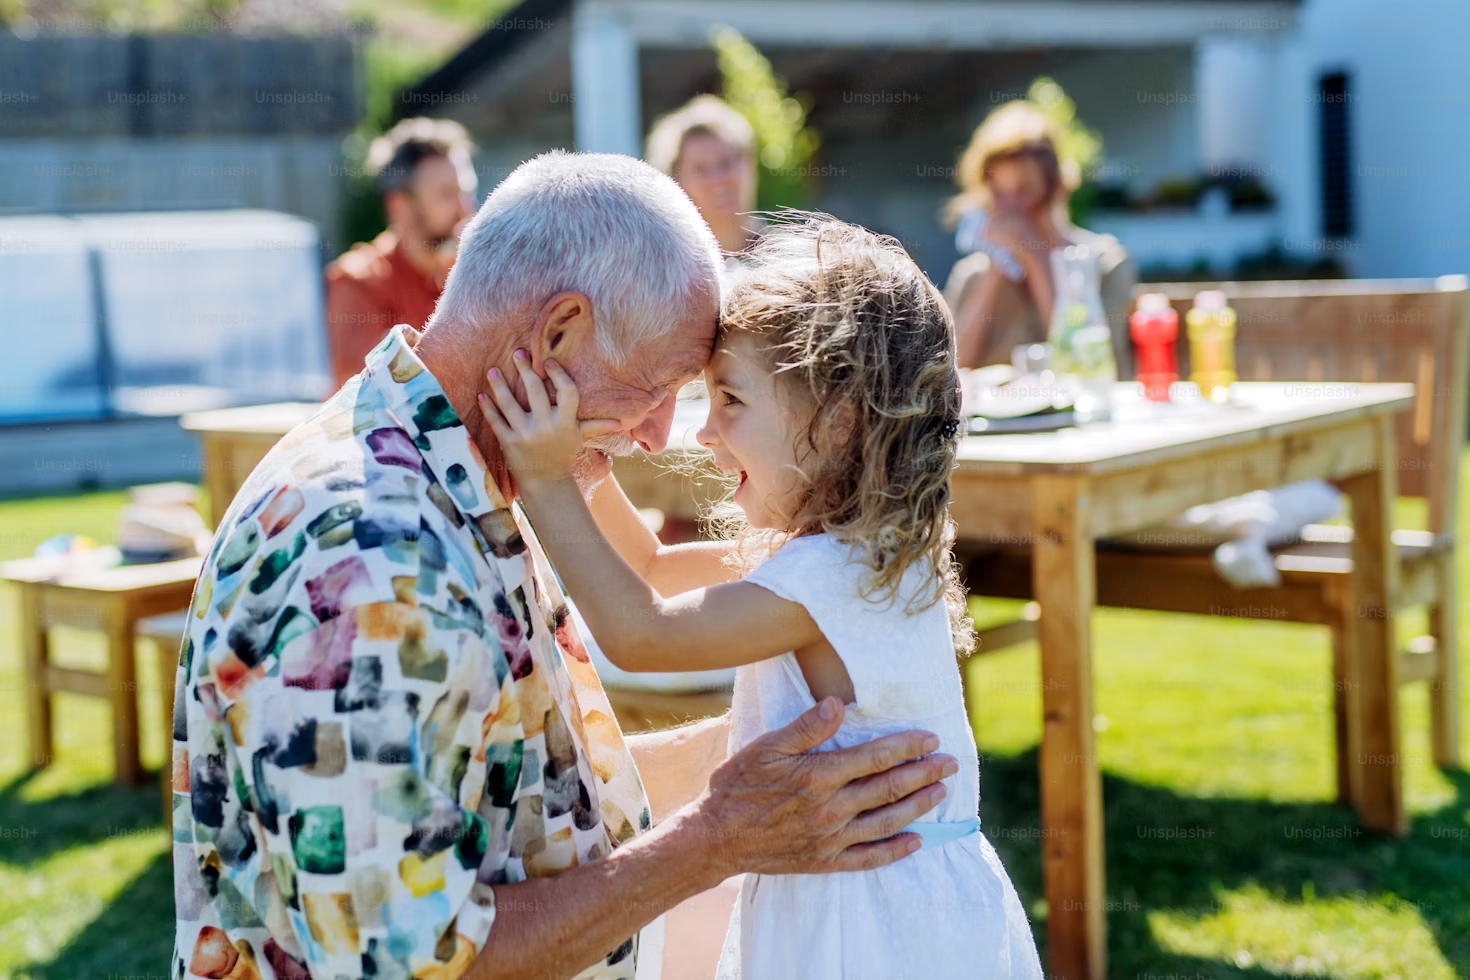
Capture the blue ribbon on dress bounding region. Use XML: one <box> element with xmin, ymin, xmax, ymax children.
<box><xmin>903</xmin><ymin>817</ymin><xmax>981</xmax><ymax>849</ymax></box>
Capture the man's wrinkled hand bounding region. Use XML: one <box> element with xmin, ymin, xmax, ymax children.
<box><xmin>689</xmin><ymin>697</ymin><xmax>958</xmax><ymax>878</ymax></box>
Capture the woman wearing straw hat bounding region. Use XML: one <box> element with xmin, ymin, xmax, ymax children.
<box><xmin>944</xmin><ymin>100</ymin><xmax>1136</xmax><ymax>374</ymax></box>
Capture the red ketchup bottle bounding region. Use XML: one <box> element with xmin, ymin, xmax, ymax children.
<box><xmin>1130</xmin><ymin>292</ymin><xmax>1179</xmax><ymax>402</ymax></box>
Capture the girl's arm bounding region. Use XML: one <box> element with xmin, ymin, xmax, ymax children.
<box><xmin>527</xmin><ymin>471</ymin><xmax>818</xmax><ymax>671</ymax></box>
<box><xmin>587</xmin><ymin>470</ymin><xmax>737</xmax><ymax>595</ymax></box>
<box><xmin>480</xmin><ymin>353</ymin><xmax>822</xmax><ymax>673</ymax></box>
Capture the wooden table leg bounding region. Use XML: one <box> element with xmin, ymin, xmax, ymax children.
<box><xmin>104</xmin><ymin>601</ymin><xmax>144</xmax><ymax>786</ymax></box>
<box><xmin>1326</xmin><ymin>591</ymin><xmax>1354</xmax><ymax>807</ymax></box>
<box><xmin>1032</xmin><ymin>475</ymin><xmax>1106</xmax><ymax>980</ymax></box>
<box><xmin>1342</xmin><ymin>416</ymin><xmax>1406</xmax><ymax>835</ymax></box>
<box><xmin>19</xmin><ymin>584</ymin><xmax>53</xmax><ymax>769</ymax></box>
<box><xmin>1429</xmin><ymin>551</ymin><xmax>1460</xmax><ymax>768</ymax></box>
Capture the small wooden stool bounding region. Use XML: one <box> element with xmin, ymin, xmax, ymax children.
<box><xmin>138</xmin><ymin>609</ymin><xmax>191</xmax><ymax>828</ymax></box>
<box><xmin>1</xmin><ymin>554</ymin><xmax>201</xmax><ymax>788</ymax></box>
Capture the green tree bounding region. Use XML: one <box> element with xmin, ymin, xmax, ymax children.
<box><xmin>709</xmin><ymin>25</ymin><xmax>819</xmax><ymax>211</ymax></box>
<box><xmin>1023</xmin><ymin>76</ymin><xmax>1104</xmax><ymax>224</ymax></box>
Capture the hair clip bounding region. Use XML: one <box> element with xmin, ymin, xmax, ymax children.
<box><xmin>941</xmin><ymin>417</ymin><xmax>960</xmax><ymax>439</ymax></box>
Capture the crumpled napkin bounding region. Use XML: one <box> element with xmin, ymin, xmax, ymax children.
<box><xmin>1106</xmin><ymin>480</ymin><xmax>1344</xmax><ymax>588</ymax></box>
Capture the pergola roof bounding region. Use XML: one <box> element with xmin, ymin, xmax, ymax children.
<box><xmin>403</xmin><ymin>0</ymin><xmax>1298</xmax><ymax>150</ymax></box>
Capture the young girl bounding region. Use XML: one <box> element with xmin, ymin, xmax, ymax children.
<box><xmin>477</xmin><ymin>218</ymin><xmax>1043</xmax><ymax>980</ymax></box>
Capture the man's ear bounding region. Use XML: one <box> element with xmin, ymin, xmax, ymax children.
<box><xmin>383</xmin><ymin>188</ymin><xmax>412</xmax><ymax>228</ymax></box>
<box><xmin>529</xmin><ymin>291</ymin><xmax>595</xmax><ymax>370</ymax></box>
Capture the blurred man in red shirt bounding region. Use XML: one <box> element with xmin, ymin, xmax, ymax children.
<box><xmin>326</xmin><ymin>118</ymin><xmax>477</xmax><ymax>386</ymax></box>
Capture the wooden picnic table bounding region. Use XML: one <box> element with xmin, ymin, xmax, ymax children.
<box><xmin>614</xmin><ymin>381</ymin><xmax>1417</xmax><ymax>980</ymax></box>
<box><xmin>180</xmin><ymin>402</ymin><xmax>321</xmax><ymax>527</ymax></box>
<box><xmin>179</xmin><ymin>383</ymin><xmax>1417</xmax><ymax>980</ymax></box>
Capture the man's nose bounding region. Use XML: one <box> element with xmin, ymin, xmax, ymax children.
<box><xmin>630</xmin><ymin>390</ymin><xmax>679</xmax><ymax>455</ymax></box>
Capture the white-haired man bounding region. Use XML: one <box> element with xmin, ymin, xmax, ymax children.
<box><xmin>172</xmin><ymin>153</ymin><xmax>953</xmax><ymax>980</ymax></box>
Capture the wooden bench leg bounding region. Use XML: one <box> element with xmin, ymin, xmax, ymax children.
<box><xmin>1033</xmin><ymin>475</ymin><xmax>1106</xmax><ymax>980</ymax></box>
<box><xmin>1429</xmin><ymin>552</ymin><xmax>1461</xmax><ymax>768</ymax></box>
<box><xmin>1341</xmin><ymin>418</ymin><xmax>1405</xmax><ymax>836</ymax></box>
<box><xmin>19</xmin><ymin>584</ymin><xmax>53</xmax><ymax>770</ymax></box>
<box><xmin>1327</xmin><ymin>592</ymin><xmax>1355</xmax><ymax>809</ymax></box>
<box><xmin>105</xmin><ymin>602</ymin><xmax>144</xmax><ymax>786</ymax></box>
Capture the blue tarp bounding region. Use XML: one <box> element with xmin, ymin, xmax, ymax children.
<box><xmin>0</xmin><ymin>209</ymin><xmax>330</xmax><ymax>424</ymax></box>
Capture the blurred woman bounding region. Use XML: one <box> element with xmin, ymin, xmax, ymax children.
<box><xmin>944</xmin><ymin>101</ymin><xmax>1136</xmax><ymax>374</ymax></box>
<box><xmin>647</xmin><ymin>95</ymin><xmax>761</xmax><ymax>259</ymax></box>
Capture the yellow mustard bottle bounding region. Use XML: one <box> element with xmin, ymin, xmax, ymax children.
<box><xmin>1186</xmin><ymin>289</ymin><xmax>1237</xmax><ymax>403</ymax></box>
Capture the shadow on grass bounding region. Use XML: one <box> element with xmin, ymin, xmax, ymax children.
<box><xmin>0</xmin><ymin>770</ymin><xmax>174</xmax><ymax>979</ymax></box>
<box><xmin>981</xmin><ymin>748</ymin><xmax>1470</xmax><ymax>979</ymax></box>
<box><xmin>0</xmin><ymin>769</ymin><xmax>163</xmax><ymax>867</ymax></box>
<box><xmin>10</xmin><ymin>757</ymin><xmax>1469</xmax><ymax>979</ymax></box>
<box><xmin>25</xmin><ymin>847</ymin><xmax>174</xmax><ymax>980</ymax></box>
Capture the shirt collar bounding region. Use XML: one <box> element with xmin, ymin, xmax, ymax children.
<box><xmin>378</xmin><ymin>230</ymin><xmax>443</xmax><ymax>294</ymax></box>
<box><xmin>362</xmin><ymin>324</ymin><xmax>528</xmax><ymax>559</ymax></box>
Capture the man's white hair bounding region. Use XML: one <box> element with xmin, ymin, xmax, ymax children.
<box><xmin>434</xmin><ymin>151</ymin><xmax>724</xmax><ymax>364</ymax></box>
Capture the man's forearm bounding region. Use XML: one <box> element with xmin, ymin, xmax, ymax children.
<box><xmin>467</xmin><ymin>806</ymin><xmax>727</xmax><ymax>980</ymax></box>
<box><xmin>628</xmin><ymin>712</ymin><xmax>732</xmax><ymax>824</ymax></box>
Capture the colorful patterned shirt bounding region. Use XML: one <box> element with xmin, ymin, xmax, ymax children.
<box><xmin>171</xmin><ymin>325</ymin><xmax>652</xmax><ymax>980</ymax></box>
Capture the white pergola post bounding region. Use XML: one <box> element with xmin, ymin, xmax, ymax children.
<box><xmin>571</xmin><ymin>0</ymin><xmax>642</xmax><ymax>157</ymax></box>
<box><xmin>1197</xmin><ymin>33</ymin><xmax>1276</xmax><ymax>173</ymax></box>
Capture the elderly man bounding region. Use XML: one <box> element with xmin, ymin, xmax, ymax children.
<box><xmin>171</xmin><ymin>152</ymin><xmax>953</xmax><ymax>980</ymax></box>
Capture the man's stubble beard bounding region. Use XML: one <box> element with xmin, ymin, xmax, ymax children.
<box><xmin>407</xmin><ymin>196</ymin><xmax>458</xmax><ymax>251</ymax></box>
<box><xmin>570</xmin><ymin>432</ymin><xmax>639</xmax><ymax>501</ymax></box>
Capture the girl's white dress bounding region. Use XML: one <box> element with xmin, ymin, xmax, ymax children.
<box><xmin>715</xmin><ymin>533</ymin><xmax>1044</xmax><ymax>980</ymax></box>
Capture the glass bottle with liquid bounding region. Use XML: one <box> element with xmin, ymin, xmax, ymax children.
<box><xmin>1130</xmin><ymin>292</ymin><xmax>1179</xmax><ymax>402</ymax></box>
<box><xmin>1186</xmin><ymin>290</ymin><xmax>1237</xmax><ymax>403</ymax></box>
<box><xmin>1047</xmin><ymin>243</ymin><xmax>1117</xmax><ymax>421</ymax></box>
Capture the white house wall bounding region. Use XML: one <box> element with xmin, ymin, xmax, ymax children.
<box><xmin>1274</xmin><ymin>0</ymin><xmax>1470</xmax><ymax>277</ymax></box>
<box><xmin>1197</xmin><ymin>35</ymin><xmax>1275</xmax><ymax>171</ymax></box>
<box><xmin>1035</xmin><ymin>48</ymin><xmax>1201</xmax><ymax>193</ymax></box>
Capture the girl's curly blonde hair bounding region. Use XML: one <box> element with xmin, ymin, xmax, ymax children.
<box><xmin>717</xmin><ymin>215</ymin><xmax>974</xmax><ymax>655</ymax></box>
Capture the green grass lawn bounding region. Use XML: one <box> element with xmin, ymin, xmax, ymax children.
<box><xmin>1</xmin><ymin>476</ymin><xmax>1468</xmax><ymax>980</ymax></box>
